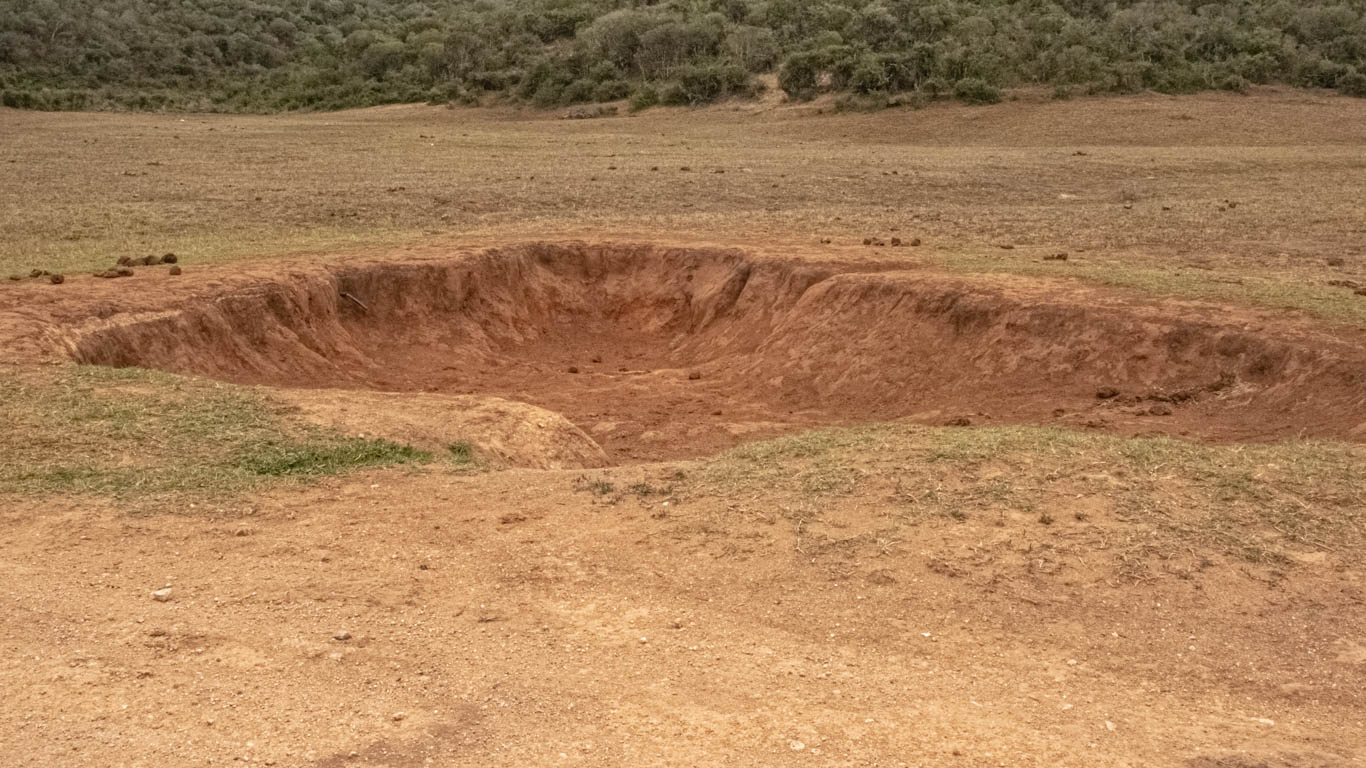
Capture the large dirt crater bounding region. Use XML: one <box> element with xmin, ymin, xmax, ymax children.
<box><xmin>58</xmin><ymin>242</ymin><xmax>1366</xmax><ymax>461</ymax></box>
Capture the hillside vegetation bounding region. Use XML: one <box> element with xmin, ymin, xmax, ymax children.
<box><xmin>2</xmin><ymin>0</ymin><xmax>1366</xmax><ymax>112</ymax></box>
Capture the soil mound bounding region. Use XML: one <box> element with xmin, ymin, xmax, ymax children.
<box><xmin>57</xmin><ymin>242</ymin><xmax>1366</xmax><ymax>460</ymax></box>
<box><xmin>276</xmin><ymin>388</ymin><xmax>609</xmax><ymax>470</ymax></box>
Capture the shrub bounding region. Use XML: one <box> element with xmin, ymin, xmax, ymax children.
<box><xmin>671</xmin><ymin>63</ymin><xmax>749</xmax><ymax>105</ymax></box>
<box><xmin>1339</xmin><ymin>70</ymin><xmax>1366</xmax><ymax>97</ymax></box>
<box><xmin>952</xmin><ymin>77</ymin><xmax>1001</xmax><ymax>105</ymax></box>
<box><xmin>530</xmin><ymin>81</ymin><xmax>565</xmax><ymax>107</ymax></box>
<box><xmin>778</xmin><ymin>51</ymin><xmax>822</xmax><ymax>100</ymax></box>
<box><xmin>658</xmin><ymin>82</ymin><xmax>689</xmax><ymax>106</ymax></box>
<box><xmin>629</xmin><ymin>83</ymin><xmax>659</xmax><ymax>111</ymax></box>
<box><xmin>592</xmin><ymin>79</ymin><xmax>629</xmax><ymax>102</ymax></box>
<box><xmin>1220</xmin><ymin>74</ymin><xmax>1251</xmax><ymax>94</ymax></box>
<box><xmin>833</xmin><ymin>92</ymin><xmax>887</xmax><ymax>112</ymax></box>
<box><xmin>561</xmin><ymin>78</ymin><xmax>597</xmax><ymax>104</ymax></box>
<box><xmin>920</xmin><ymin>76</ymin><xmax>951</xmax><ymax>98</ymax></box>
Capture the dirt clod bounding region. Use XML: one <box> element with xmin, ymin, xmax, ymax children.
<box><xmin>1326</xmin><ymin>257</ymin><xmax>1345</xmax><ymax>267</ymax></box>
<box><xmin>1044</xmin><ymin>253</ymin><xmax>1069</xmax><ymax>261</ymax></box>
<box><xmin>162</xmin><ymin>253</ymin><xmax>178</xmax><ymax>264</ymax></box>
<box><xmin>890</xmin><ymin>237</ymin><xmax>903</xmax><ymax>247</ymax></box>
<box><xmin>1148</xmin><ymin>403</ymin><xmax>1174</xmax><ymax>416</ymax></box>
<box><xmin>1096</xmin><ymin>387</ymin><xmax>1120</xmax><ymax>399</ymax></box>
<box><xmin>117</xmin><ymin>267</ymin><xmax>134</xmax><ymax>277</ymax></box>
<box><xmin>117</xmin><ymin>256</ymin><xmax>133</xmax><ymax>266</ymax></box>
<box><xmin>141</xmin><ymin>255</ymin><xmax>159</xmax><ymax>266</ymax></box>
<box><xmin>48</xmin><ymin>273</ymin><xmax>64</xmax><ymax>284</ymax></box>
<box><xmin>29</xmin><ymin>269</ymin><xmax>42</xmax><ymax>278</ymax></box>
<box><xmin>169</xmin><ymin>265</ymin><xmax>182</xmax><ymax>276</ymax></box>
<box><xmin>687</xmin><ymin>371</ymin><xmax>702</xmax><ymax>381</ymax></box>
<box><xmin>6</xmin><ymin>274</ymin><xmax>19</xmax><ymax>281</ymax></box>
<box><xmin>567</xmin><ymin>366</ymin><xmax>580</xmax><ymax>374</ymax></box>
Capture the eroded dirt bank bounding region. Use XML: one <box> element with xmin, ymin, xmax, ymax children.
<box><xmin>20</xmin><ymin>242</ymin><xmax>1366</xmax><ymax>460</ymax></box>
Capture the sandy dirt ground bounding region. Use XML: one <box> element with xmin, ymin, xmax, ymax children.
<box><xmin>4</xmin><ymin>463</ymin><xmax>1364</xmax><ymax>767</ymax></box>
<box><xmin>2</xmin><ymin>94</ymin><xmax>1365</xmax><ymax>767</ymax></box>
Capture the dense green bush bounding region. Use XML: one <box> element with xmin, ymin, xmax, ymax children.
<box><xmin>1340</xmin><ymin>70</ymin><xmax>1366</xmax><ymax>97</ymax></box>
<box><xmin>629</xmin><ymin>83</ymin><xmax>660</xmax><ymax>111</ymax></box>
<box><xmin>953</xmin><ymin>77</ymin><xmax>1001</xmax><ymax>105</ymax></box>
<box><xmin>3</xmin><ymin>0</ymin><xmax>1366</xmax><ymax>113</ymax></box>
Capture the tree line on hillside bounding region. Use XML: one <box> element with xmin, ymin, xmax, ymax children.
<box><xmin>2</xmin><ymin>0</ymin><xmax>1365</xmax><ymax>113</ymax></box>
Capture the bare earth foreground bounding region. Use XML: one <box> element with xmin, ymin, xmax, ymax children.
<box><xmin>2</xmin><ymin>93</ymin><xmax>1365</xmax><ymax>767</ymax></box>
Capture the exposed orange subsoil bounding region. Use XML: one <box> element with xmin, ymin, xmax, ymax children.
<box><xmin>13</xmin><ymin>241</ymin><xmax>1366</xmax><ymax>462</ymax></box>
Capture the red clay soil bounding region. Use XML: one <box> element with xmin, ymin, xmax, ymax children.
<box><xmin>9</xmin><ymin>242</ymin><xmax>1366</xmax><ymax>461</ymax></box>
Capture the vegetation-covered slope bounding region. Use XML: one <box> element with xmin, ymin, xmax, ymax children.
<box><xmin>2</xmin><ymin>0</ymin><xmax>1365</xmax><ymax>112</ymax></box>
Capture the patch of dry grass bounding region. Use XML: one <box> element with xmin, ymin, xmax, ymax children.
<box><xmin>686</xmin><ymin>423</ymin><xmax>1366</xmax><ymax>569</ymax></box>
<box><xmin>3</xmin><ymin>92</ymin><xmax>1366</xmax><ymax>321</ymax></box>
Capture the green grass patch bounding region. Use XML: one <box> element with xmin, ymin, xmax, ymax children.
<box><xmin>0</xmin><ymin>365</ymin><xmax>430</xmax><ymax>502</ymax></box>
<box><xmin>446</xmin><ymin>441</ymin><xmax>476</xmax><ymax>465</ymax></box>
<box><xmin>237</xmin><ymin>438</ymin><xmax>430</xmax><ymax>477</ymax></box>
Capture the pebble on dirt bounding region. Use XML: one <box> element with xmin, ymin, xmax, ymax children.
<box><xmin>1148</xmin><ymin>403</ymin><xmax>1173</xmax><ymax>416</ymax></box>
<box><xmin>333</xmin><ymin>631</ymin><xmax>351</xmax><ymax>641</ymax></box>
<box><xmin>162</xmin><ymin>253</ymin><xmax>178</xmax><ymax>263</ymax></box>
<box><xmin>48</xmin><ymin>273</ymin><xmax>64</xmax><ymax>284</ymax></box>
<box><xmin>567</xmin><ymin>366</ymin><xmax>579</xmax><ymax>374</ymax></box>
<box><xmin>169</xmin><ymin>265</ymin><xmax>182</xmax><ymax>275</ymax></box>
<box><xmin>151</xmin><ymin>588</ymin><xmax>173</xmax><ymax>602</ymax></box>
<box><xmin>687</xmin><ymin>371</ymin><xmax>702</xmax><ymax>380</ymax></box>
<box><xmin>1096</xmin><ymin>387</ymin><xmax>1120</xmax><ymax>399</ymax></box>
<box><xmin>28</xmin><ymin>268</ymin><xmax>43</xmax><ymax>278</ymax></box>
